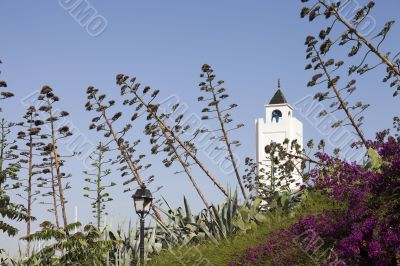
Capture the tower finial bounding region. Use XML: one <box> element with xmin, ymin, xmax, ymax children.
<box><xmin>278</xmin><ymin>78</ymin><xmax>281</xmax><ymax>89</ymax></box>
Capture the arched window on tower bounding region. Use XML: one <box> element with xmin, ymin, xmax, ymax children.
<box><xmin>271</xmin><ymin>109</ymin><xmax>282</xmax><ymax>123</ymax></box>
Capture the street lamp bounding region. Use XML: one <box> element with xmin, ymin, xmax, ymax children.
<box><xmin>133</xmin><ymin>186</ymin><xmax>153</xmax><ymax>265</ymax></box>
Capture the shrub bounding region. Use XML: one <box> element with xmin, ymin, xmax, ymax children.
<box><xmin>230</xmin><ymin>131</ymin><xmax>400</xmax><ymax>265</ymax></box>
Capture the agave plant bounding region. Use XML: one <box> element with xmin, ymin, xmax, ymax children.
<box><xmin>154</xmin><ymin>196</ymin><xmax>208</xmax><ymax>246</ymax></box>
<box><xmin>104</xmin><ymin>220</ymin><xmax>163</xmax><ymax>265</ymax></box>
<box><xmin>154</xmin><ymin>190</ymin><xmax>268</xmax><ymax>245</ymax></box>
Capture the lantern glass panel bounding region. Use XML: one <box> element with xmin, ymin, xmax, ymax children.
<box><xmin>134</xmin><ymin>197</ymin><xmax>145</xmax><ymax>213</ymax></box>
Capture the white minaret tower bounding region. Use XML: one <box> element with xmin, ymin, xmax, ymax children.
<box><xmin>255</xmin><ymin>80</ymin><xmax>303</xmax><ymax>191</ymax></box>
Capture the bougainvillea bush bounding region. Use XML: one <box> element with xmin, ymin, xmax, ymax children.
<box><xmin>230</xmin><ymin>130</ymin><xmax>400</xmax><ymax>265</ymax></box>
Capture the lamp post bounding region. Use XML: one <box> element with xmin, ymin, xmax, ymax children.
<box><xmin>133</xmin><ymin>186</ymin><xmax>153</xmax><ymax>265</ymax></box>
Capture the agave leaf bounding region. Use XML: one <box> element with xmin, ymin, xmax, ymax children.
<box><xmin>199</xmin><ymin>224</ymin><xmax>218</xmax><ymax>244</ymax></box>
<box><xmin>152</xmin><ymin>215</ymin><xmax>178</xmax><ymax>243</ymax></box>
<box><xmin>109</xmin><ymin>231</ymin><xmax>119</xmax><ymax>241</ymax></box>
<box><xmin>154</xmin><ymin>204</ymin><xmax>175</xmax><ymax>221</ymax></box>
<box><xmin>211</xmin><ymin>205</ymin><xmax>226</xmax><ymax>238</ymax></box>
<box><xmin>183</xmin><ymin>196</ymin><xmax>194</xmax><ymax>224</ymax></box>
<box><xmin>161</xmin><ymin>196</ymin><xmax>174</xmax><ymax>212</ymax></box>
<box><xmin>175</xmin><ymin>207</ymin><xmax>185</xmax><ymax>227</ymax></box>
<box><xmin>148</xmin><ymin>225</ymin><xmax>156</xmax><ymax>246</ymax></box>
<box><xmin>227</xmin><ymin>197</ymin><xmax>232</xmax><ymax>234</ymax></box>
<box><xmin>222</xmin><ymin>204</ymin><xmax>228</xmax><ymax>229</ymax></box>
<box><xmin>232</xmin><ymin>189</ymin><xmax>238</xmax><ymax>216</ymax></box>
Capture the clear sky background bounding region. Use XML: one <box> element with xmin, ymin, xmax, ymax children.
<box><xmin>1</xmin><ymin>1</ymin><xmax>399</xmax><ymax>254</ymax></box>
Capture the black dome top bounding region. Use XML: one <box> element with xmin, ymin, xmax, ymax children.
<box><xmin>269</xmin><ymin>89</ymin><xmax>287</xmax><ymax>104</ymax></box>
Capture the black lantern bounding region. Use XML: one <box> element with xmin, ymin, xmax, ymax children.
<box><xmin>133</xmin><ymin>186</ymin><xmax>153</xmax><ymax>217</ymax></box>
<box><xmin>132</xmin><ymin>186</ymin><xmax>153</xmax><ymax>265</ymax></box>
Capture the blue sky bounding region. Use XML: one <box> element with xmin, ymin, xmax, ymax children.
<box><xmin>1</xmin><ymin>1</ymin><xmax>399</xmax><ymax>254</ymax></box>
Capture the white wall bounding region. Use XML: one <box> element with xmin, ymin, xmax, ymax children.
<box><xmin>256</xmin><ymin>102</ymin><xmax>303</xmax><ymax>192</ymax></box>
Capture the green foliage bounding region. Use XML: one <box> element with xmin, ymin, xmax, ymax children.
<box><xmin>366</xmin><ymin>147</ymin><xmax>383</xmax><ymax>172</ymax></box>
<box><xmin>95</xmin><ymin>191</ymin><xmax>272</xmax><ymax>265</ymax></box>
<box><xmin>0</xmin><ymin>120</ymin><xmax>25</xmax><ymax>236</ymax></box>
<box><xmin>0</xmin><ymin>191</ymin><xmax>29</xmax><ymax>236</ymax></box>
<box><xmin>0</xmin><ymin>60</ymin><xmax>29</xmax><ymax>237</ymax></box>
<box><xmin>0</xmin><ymin>249</ymin><xmax>17</xmax><ymax>266</ymax></box>
<box><xmin>149</xmin><ymin>190</ymin><xmax>334</xmax><ymax>265</ymax></box>
<box><xmin>21</xmin><ymin>221</ymin><xmax>120</xmax><ymax>265</ymax></box>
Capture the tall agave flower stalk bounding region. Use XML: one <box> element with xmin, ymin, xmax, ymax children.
<box><xmin>198</xmin><ymin>64</ymin><xmax>247</xmax><ymax>200</ymax></box>
<box><xmin>36</xmin><ymin>143</ymin><xmax>62</xmax><ymax>228</ymax></box>
<box><xmin>15</xmin><ymin>106</ymin><xmax>45</xmax><ymax>255</ymax></box>
<box><xmin>300</xmin><ymin>0</ymin><xmax>400</xmax><ymax>96</ymax></box>
<box><xmin>116</xmin><ymin>74</ymin><xmax>228</xmax><ymax>197</ymax></box>
<box><xmin>139</xmin><ymin>92</ymin><xmax>211</xmax><ymax>209</ymax></box>
<box><xmin>83</xmin><ymin>142</ymin><xmax>115</xmax><ymax>229</ymax></box>
<box><xmin>152</xmin><ymin>128</ymin><xmax>211</xmax><ymax>210</ymax></box>
<box><xmin>85</xmin><ymin>86</ymin><xmax>163</xmax><ymax>221</ymax></box>
<box><xmin>36</xmin><ymin>86</ymin><xmax>73</xmax><ymax>227</ymax></box>
<box><xmin>304</xmin><ymin>37</ymin><xmax>368</xmax><ymax>146</ymax></box>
